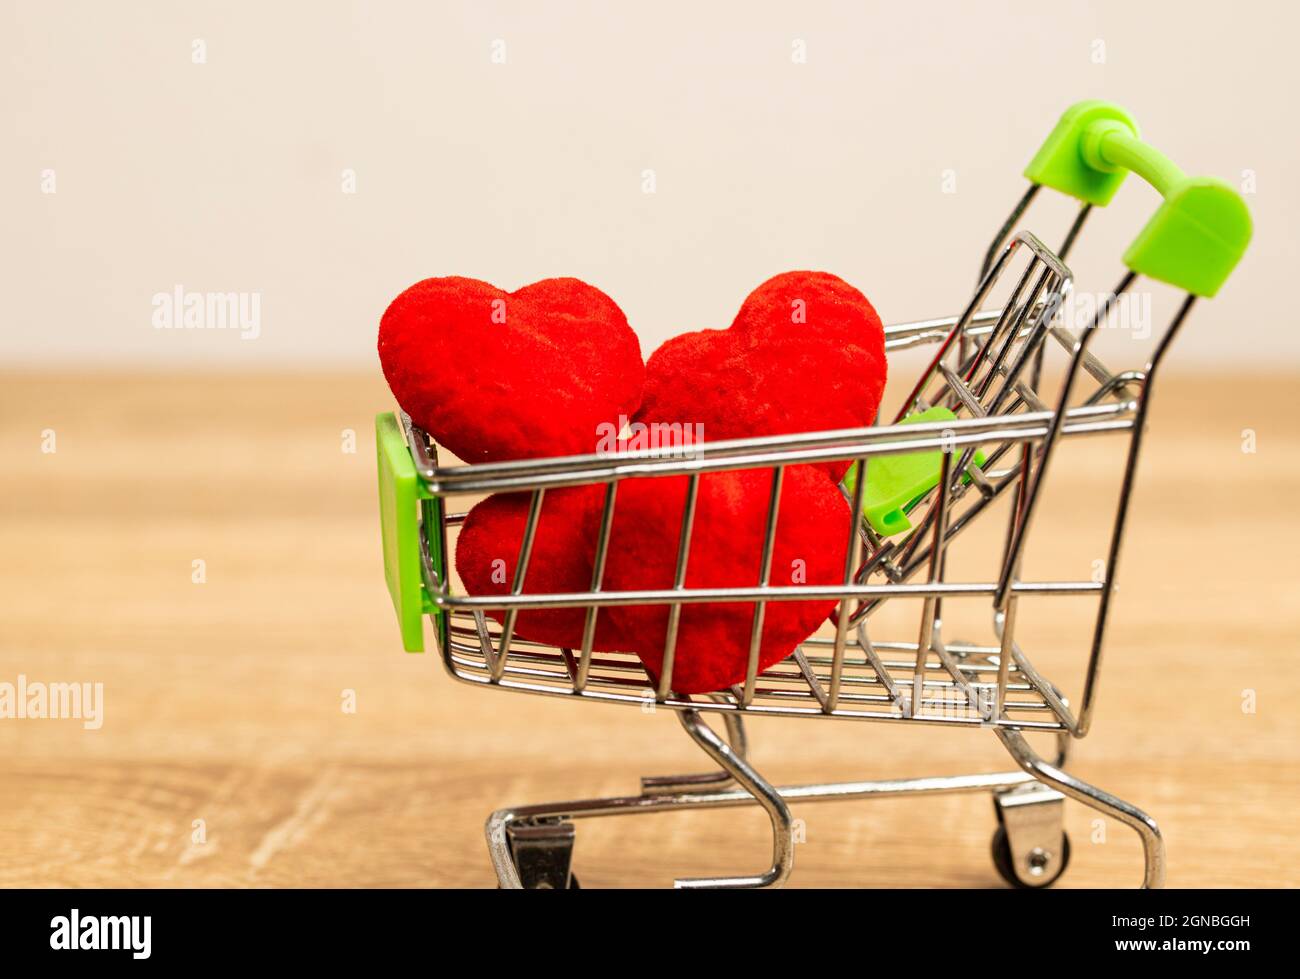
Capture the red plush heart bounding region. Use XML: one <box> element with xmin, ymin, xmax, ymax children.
<box><xmin>634</xmin><ymin>271</ymin><xmax>886</xmax><ymax>480</ymax></box>
<box><xmin>455</xmin><ymin>486</ymin><xmax>626</xmax><ymax>651</ymax></box>
<box><xmin>378</xmin><ymin>276</ymin><xmax>644</xmax><ymax>464</ymax></box>
<box><xmin>600</xmin><ymin>466</ymin><xmax>849</xmax><ymax>693</ymax></box>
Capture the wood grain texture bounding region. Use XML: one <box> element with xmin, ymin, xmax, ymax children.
<box><xmin>1</xmin><ymin>371</ymin><xmax>1297</xmax><ymax>888</ymax></box>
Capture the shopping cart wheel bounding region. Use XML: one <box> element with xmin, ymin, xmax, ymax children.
<box><xmin>496</xmin><ymin>876</ymin><xmax>580</xmax><ymax>890</ymax></box>
<box><xmin>991</xmin><ymin>784</ymin><xmax>1070</xmax><ymax>888</ymax></box>
<box><xmin>991</xmin><ymin>825</ymin><xmax>1071</xmax><ymax>889</ymax></box>
<box><xmin>502</xmin><ymin>819</ymin><xmax>580</xmax><ymax>889</ymax></box>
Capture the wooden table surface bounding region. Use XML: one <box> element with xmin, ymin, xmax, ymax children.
<box><xmin>2</xmin><ymin>371</ymin><xmax>1297</xmax><ymax>888</ymax></box>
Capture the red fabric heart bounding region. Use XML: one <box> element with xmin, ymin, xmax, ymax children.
<box><xmin>378</xmin><ymin>276</ymin><xmax>644</xmax><ymax>464</ymax></box>
<box><xmin>600</xmin><ymin>466</ymin><xmax>849</xmax><ymax>693</ymax></box>
<box><xmin>635</xmin><ymin>271</ymin><xmax>886</xmax><ymax>480</ymax></box>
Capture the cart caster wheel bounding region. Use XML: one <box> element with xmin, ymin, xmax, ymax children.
<box><xmin>499</xmin><ymin>874</ymin><xmax>580</xmax><ymax>890</ymax></box>
<box><xmin>991</xmin><ymin>784</ymin><xmax>1069</xmax><ymax>888</ymax></box>
<box><xmin>991</xmin><ymin>825</ymin><xmax>1071</xmax><ymax>888</ymax></box>
<box><xmin>503</xmin><ymin>819</ymin><xmax>579</xmax><ymax>889</ymax></box>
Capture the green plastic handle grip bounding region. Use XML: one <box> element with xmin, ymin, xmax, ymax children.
<box><xmin>1024</xmin><ymin>101</ymin><xmax>1252</xmax><ymax>297</ymax></box>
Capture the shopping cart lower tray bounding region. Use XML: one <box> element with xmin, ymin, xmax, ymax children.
<box><xmin>376</xmin><ymin>101</ymin><xmax>1251</xmax><ymax>888</ymax></box>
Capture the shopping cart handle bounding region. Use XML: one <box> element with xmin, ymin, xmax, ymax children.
<box><xmin>1024</xmin><ymin>100</ymin><xmax>1252</xmax><ymax>298</ymax></box>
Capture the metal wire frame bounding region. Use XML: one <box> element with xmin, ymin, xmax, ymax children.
<box><xmin>402</xmin><ymin>220</ymin><xmax>1198</xmax><ymax>745</ymax></box>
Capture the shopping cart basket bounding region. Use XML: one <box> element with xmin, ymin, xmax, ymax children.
<box><xmin>375</xmin><ymin>101</ymin><xmax>1251</xmax><ymax>889</ymax></box>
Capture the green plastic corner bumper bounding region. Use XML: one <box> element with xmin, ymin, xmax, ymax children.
<box><xmin>1024</xmin><ymin>100</ymin><xmax>1252</xmax><ymax>297</ymax></box>
<box><xmin>843</xmin><ymin>406</ymin><xmax>987</xmax><ymax>537</ymax></box>
<box><xmin>376</xmin><ymin>412</ymin><xmax>433</xmax><ymax>653</ymax></box>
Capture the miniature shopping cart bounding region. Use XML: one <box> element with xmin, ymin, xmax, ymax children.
<box><xmin>376</xmin><ymin>101</ymin><xmax>1250</xmax><ymax>889</ymax></box>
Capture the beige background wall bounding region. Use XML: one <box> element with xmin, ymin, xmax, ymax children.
<box><xmin>2</xmin><ymin>0</ymin><xmax>1294</xmax><ymax>369</ymax></box>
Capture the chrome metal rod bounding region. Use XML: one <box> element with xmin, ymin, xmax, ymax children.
<box><xmin>673</xmin><ymin>708</ymin><xmax>794</xmax><ymax>888</ymax></box>
<box><xmin>493</xmin><ymin>769</ymin><xmax>1037</xmax><ymax>822</ymax></box>
<box><xmin>658</xmin><ymin>473</ymin><xmax>700</xmax><ymax>699</ymax></box>
<box><xmin>1077</xmin><ymin>293</ymin><xmax>1197</xmax><ymax>735</ymax></box>
<box><xmin>979</xmin><ymin>183</ymin><xmax>1041</xmax><ymax>283</ymax></box>
<box><xmin>436</xmin><ymin>578</ymin><xmax>1105</xmax><ymax>612</ymax></box>
<box><xmin>641</xmin><ymin>694</ymin><xmax>749</xmax><ymax>794</ymax></box>
<box><xmin>576</xmin><ymin>482</ymin><xmax>618</xmax><ymax>691</ymax></box>
<box><xmin>417</xmin><ymin>405</ymin><xmax>1135</xmax><ymax>495</ymax></box>
<box><xmin>828</xmin><ymin>456</ymin><xmax>868</xmax><ymax>710</ymax></box>
<box><xmin>914</xmin><ymin>452</ymin><xmax>953</xmax><ymax>694</ymax></box>
<box><xmin>494</xmin><ymin>488</ymin><xmax>546</xmax><ymax>680</ymax></box>
<box><xmin>997</xmin><ymin>729</ymin><xmax>1165</xmax><ymax>888</ymax></box>
<box><xmin>743</xmin><ymin>467</ymin><xmax>784</xmax><ymax>707</ymax></box>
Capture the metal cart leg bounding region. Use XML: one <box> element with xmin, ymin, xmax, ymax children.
<box><xmin>484</xmin><ymin>764</ymin><xmax>1041</xmax><ymax>888</ymax></box>
<box><xmin>671</xmin><ymin>708</ymin><xmax>794</xmax><ymax>889</ymax></box>
<box><xmin>485</xmin><ymin>706</ymin><xmax>795</xmax><ymax>889</ymax></box>
<box><xmin>640</xmin><ymin>700</ymin><xmax>749</xmax><ymax>796</ymax></box>
<box><xmin>995</xmin><ymin>728</ymin><xmax>1165</xmax><ymax>888</ymax></box>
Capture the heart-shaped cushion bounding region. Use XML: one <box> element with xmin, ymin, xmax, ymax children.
<box><xmin>634</xmin><ymin>271</ymin><xmax>886</xmax><ymax>480</ymax></box>
<box><xmin>600</xmin><ymin>465</ymin><xmax>849</xmax><ymax>693</ymax></box>
<box><xmin>379</xmin><ymin>276</ymin><xmax>644</xmax><ymax>464</ymax></box>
